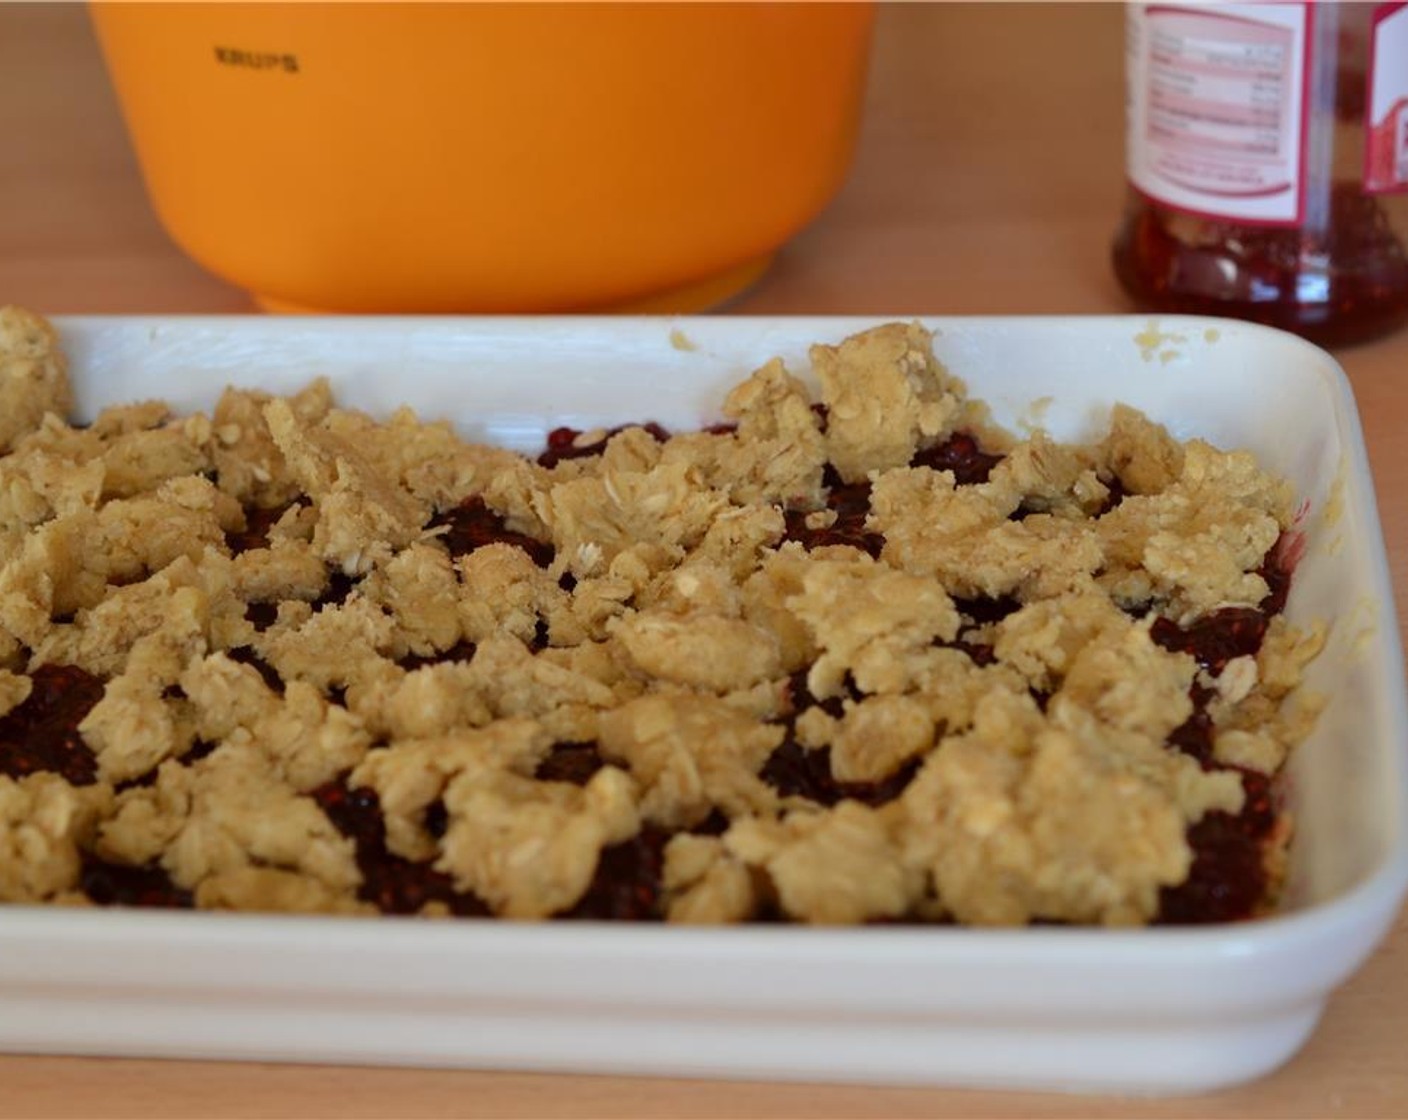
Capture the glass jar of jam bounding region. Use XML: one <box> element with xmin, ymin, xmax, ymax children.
<box><xmin>1113</xmin><ymin>2</ymin><xmax>1408</xmax><ymax>348</ymax></box>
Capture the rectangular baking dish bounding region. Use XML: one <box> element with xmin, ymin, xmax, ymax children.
<box><xmin>0</xmin><ymin>314</ymin><xmax>1404</xmax><ymax>1095</ymax></box>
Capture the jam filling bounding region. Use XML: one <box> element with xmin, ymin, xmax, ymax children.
<box><xmin>761</xmin><ymin>739</ymin><xmax>921</xmax><ymax>809</ymax></box>
<box><xmin>1157</xmin><ymin>769</ymin><xmax>1276</xmax><ymax>925</ymax></box>
<box><xmin>0</xmin><ymin>663</ymin><xmax>104</xmax><ymax>785</ymax></box>
<box><xmin>4</xmin><ymin>422</ymin><xmax>1297</xmax><ymax>926</ymax></box>
<box><xmin>1097</xmin><ymin>475</ymin><xmax>1129</xmax><ymax>516</ymax></box>
<box><xmin>953</xmin><ymin>594</ymin><xmax>1021</xmax><ymax>627</ymax></box>
<box><xmin>759</xmin><ymin>670</ymin><xmax>920</xmax><ymax>809</ymax></box>
<box><xmin>81</xmin><ymin>856</ymin><xmax>193</xmax><ymax>909</ymax></box>
<box><xmin>557</xmin><ymin>827</ymin><xmax>670</xmax><ymax>921</ymax></box>
<box><xmin>424</xmin><ymin>799</ymin><xmax>449</xmax><ymax>840</ymax></box>
<box><xmin>1159</xmin><ymin>679</ymin><xmax>1272</xmax><ymax>926</ymax></box>
<box><xmin>1166</xmin><ymin>685</ymin><xmax>1217</xmax><ymax>767</ymax></box>
<box><xmin>936</xmin><ymin>595</ymin><xmax>1020</xmax><ymax>669</ymax></box>
<box><xmin>226</xmin><ymin>646</ymin><xmax>285</xmax><ymax>695</ymax></box>
<box><xmin>428</xmin><ymin>495</ymin><xmax>554</xmax><ymax>568</ymax></box>
<box><xmin>782</xmin><ymin>480</ymin><xmax>883</xmax><ymax>557</ymax></box>
<box><xmin>535</xmin><ymin>741</ymin><xmax>607</xmax><ymax>786</ymax></box>
<box><xmin>1257</xmin><ymin>531</ymin><xmax>1299</xmax><ymax>617</ymax></box>
<box><xmin>779</xmin><ymin>432</ymin><xmax>1001</xmax><ymax>558</ymax></box>
<box><xmin>1151</xmin><ymin>608</ymin><xmax>1268</xmax><ymax>676</ymax></box>
<box><xmin>537</xmin><ymin>423</ymin><xmax>671</xmax><ymax>470</ymax></box>
<box><xmin>942</xmin><ymin>638</ymin><xmax>997</xmax><ymax>668</ymax></box>
<box><xmin>244</xmin><ymin>601</ymin><xmax>279</xmax><ymax>633</ymax></box>
<box><xmin>911</xmin><ymin>432</ymin><xmax>1004</xmax><ymax>485</ymax></box>
<box><xmin>1144</xmin><ymin>576</ymin><xmax>1295</xmax><ymax>921</ymax></box>
<box><xmin>320</xmin><ymin>571</ymin><xmax>359</xmax><ymax>608</ymax></box>
<box><xmin>311</xmin><ymin>778</ymin><xmax>489</xmax><ymax>917</ymax></box>
<box><xmin>691</xmin><ymin>808</ymin><xmax>731</xmax><ymax>837</ymax></box>
<box><xmin>399</xmin><ymin>640</ymin><xmax>477</xmax><ymax>674</ymax></box>
<box><xmin>784</xmin><ymin>667</ymin><xmax>848</xmax><ymax>721</ymax></box>
<box><xmin>225</xmin><ymin>501</ymin><xmax>301</xmax><ymax>556</ymax></box>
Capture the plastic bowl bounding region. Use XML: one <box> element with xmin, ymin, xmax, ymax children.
<box><xmin>89</xmin><ymin>2</ymin><xmax>875</xmax><ymax>314</ymax></box>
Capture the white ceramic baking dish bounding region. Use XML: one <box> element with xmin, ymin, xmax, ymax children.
<box><xmin>0</xmin><ymin>315</ymin><xmax>1403</xmax><ymax>1095</ymax></box>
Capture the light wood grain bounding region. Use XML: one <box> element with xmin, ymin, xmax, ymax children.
<box><xmin>0</xmin><ymin>4</ymin><xmax>1405</xmax><ymax>1118</ymax></box>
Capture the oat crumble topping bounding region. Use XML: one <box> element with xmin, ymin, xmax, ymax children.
<box><xmin>0</xmin><ymin>308</ymin><xmax>1325</xmax><ymax>925</ymax></box>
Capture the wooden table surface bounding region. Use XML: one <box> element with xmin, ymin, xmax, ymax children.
<box><xmin>2</xmin><ymin>4</ymin><xmax>1406</xmax><ymax>1118</ymax></box>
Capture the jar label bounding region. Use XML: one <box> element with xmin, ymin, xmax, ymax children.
<box><xmin>1365</xmin><ymin>2</ymin><xmax>1408</xmax><ymax>194</ymax></box>
<box><xmin>1125</xmin><ymin>3</ymin><xmax>1310</xmax><ymax>226</ymax></box>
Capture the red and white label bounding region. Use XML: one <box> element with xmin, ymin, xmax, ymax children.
<box><xmin>1125</xmin><ymin>3</ymin><xmax>1310</xmax><ymax>225</ymax></box>
<box><xmin>1366</xmin><ymin>2</ymin><xmax>1408</xmax><ymax>194</ymax></box>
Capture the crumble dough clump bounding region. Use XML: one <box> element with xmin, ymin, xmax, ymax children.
<box><xmin>0</xmin><ymin>309</ymin><xmax>1326</xmax><ymax>925</ymax></box>
<box><xmin>0</xmin><ymin>774</ymin><xmax>111</xmax><ymax>902</ymax></box>
<box><xmin>810</xmin><ymin>320</ymin><xmax>974</xmax><ymax>483</ymax></box>
<box><xmin>0</xmin><ymin>307</ymin><xmax>73</xmax><ymax>456</ymax></box>
<box><xmin>896</xmin><ymin>693</ymin><xmax>1244</xmax><ymax>926</ymax></box>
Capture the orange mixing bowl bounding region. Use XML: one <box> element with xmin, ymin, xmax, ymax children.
<box><xmin>90</xmin><ymin>2</ymin><xmax>875</xmax><ymax>313</ymax></box>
